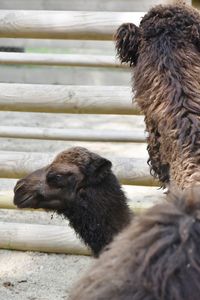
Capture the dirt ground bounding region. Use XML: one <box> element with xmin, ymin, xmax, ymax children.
<box><xmin>0</xmin><ymin>250</ymin><xmax>92</xmax><ymax>300</ymax></box>
<box><xmin>0</xmin><ymin>209</ymin><xmax>93</xmax><ymax>300</ymax></box>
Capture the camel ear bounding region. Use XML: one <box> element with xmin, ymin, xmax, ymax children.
<box><xmin>85</xmin><ymin>157</ymin><xmax>112</xmax><ymax>185</ymax></box>
<box><xmin>114</xmin><ymin>23</ymin><xmax>141</xmax><ymax>66</ymax></box>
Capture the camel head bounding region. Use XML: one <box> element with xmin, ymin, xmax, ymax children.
<box><xmin>14</xmin><ymin>147</ymin><xmax>112</xmax><ymax>211</ymax></box>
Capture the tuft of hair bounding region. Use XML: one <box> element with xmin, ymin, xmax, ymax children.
<box><xmin>70</xmin><ymin>187</ymin><xmax>200</xmax><ymax>300</ymax></box>
<box><xmin>114</xmin><ymin>23</ymin><xmax>141</xmax><ymax>66</ymax></box>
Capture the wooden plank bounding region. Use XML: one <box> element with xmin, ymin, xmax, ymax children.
<box><xmin>0</xmin><ymin>126</ymin><xmax>146</xmax><ymax>142</ymax></box>
<box><xmin>0</xmin><ymin>190</ymin><xmax>15</xmax><ymax>208</ymax></box>
<box><xmin>0</xmin><ymin>207</ymin><xmax>67</xmax><ymax>225</ymax></box>
<box><xmin>0</xmin><ymin>52</ymin><xmax>124</xmax><ymax>68</ymax></box>
<box><xmin>0</xmin><ymin>39</ymin><xmax>115</xmax><ymax>54</ymax></box>
<box><xmin>0</xmin><ymin>151</ymin><xmax>153</xmax><ymax>185</ymax></box>
<box><xmin>0</xmin><ymin>65</ymin><xmax>130</xmax><ymax>85</ymax></box>
<box><xmin>0</xmin><ymin>0</ymin><xmax>163</xmax><ymax>12</ymax></box>
<box><xmin>0</xmin><ymin>221</ymin><xmax>90</xmax><ymax>255</ymax></box>
<box><xmin>124</xmin><ymin>185</ymin><xmax>165</xmax><ymax>212</ymax></box>
<box><xmin>0</xmin><ymin>185</ymin><xmax>164</xmax><ymax>209</ymax></box>
<box><xmin>0</xmin><ymin>83</ymin><xmax>138</xmax><ymax>114</ymax></box>
<box><xmin>0</xmin><ymin>112</ymin><xmax>145</xmax><ymax>131</ymax></box>
<box><xmin>0</xmin><ymin>11</ymin><xmax>143</xmax><ymax>40</ymax></box>
<box><xmin>0</xmin><ymin>138</ymin><xmax>147</xmax><ymax>157</ymax></box>
<box><xmin>0</xmin><ymin>178</ymin><xmax>17</xmax><ymax>191</ymax></box>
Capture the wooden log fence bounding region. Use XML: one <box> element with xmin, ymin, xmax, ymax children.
<box><xmin>0</xmin><ymin>126</ymin><xmax>146</xmax><ymax>142</ymax></box>
<box><xmin>0</xmin><ymin>112</ymin><xmax>145</xmax><ymax>130</ymax></box>
<box><xmin>0</xmin><ymin>52</ymin><xmax>125</xmax><ymax>68</ymax></box>
<box><xmin>0</xmin><ymin>11</ymin><xmax>143</xmax><ymax>40</ymax></box>
<box><xmin>0</xmin><ymin>139</ymin><xmax>147</xmax><ymax>157</ymax></box>
<box><xmin>0</xmin><ymin>221</ymin><xmax>90</xmax><ymax>255</ymax></box>
<box><xmin>0</xmin><ymin>185</ymin><xmax>165</xmax><ymax>255</ymax></box>
<box><xmin>0</xmin><ymin>183</ymin><xmax>163</xmax><ymax>255</ymax></box>
<box><xmin>0</xmin><ymin>83</ymin><xmax>139</xmax><ymax>114</ymax></box>
<box><xmin>0</xmin><ymin>0</ymin><xmax>171</xmax><ymax>12</ymax></box>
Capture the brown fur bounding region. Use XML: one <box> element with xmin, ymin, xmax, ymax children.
<box><xmin>70</xmin><ymin>188</ymin><xmax>200</xmax><ymax>300</ymax></box>
<box><xmin>69</xmin><ymin>3</ymin><xmax>200</xmax><ymax>299</ymax></box>
<box><xmin>14</xmin><ymin>147</ymin><xmax>132</xmax><ymax>256</ymax></box>
<box><xmin>115</xmin><ymin>3</ymin><xmax>200</xmax><ymax>189</ymax></box>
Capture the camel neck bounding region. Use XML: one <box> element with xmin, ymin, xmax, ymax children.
<box><xmin>59</xmin><ymin>174</ymin><xmax>132</xmax><ymax>256</ymax></box>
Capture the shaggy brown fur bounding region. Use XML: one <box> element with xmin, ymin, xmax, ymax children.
<box><xmin>115</xmin><ymin>3</ymin><xmax>200</xmax><ymax>189</ymax></box>
<box><xmin>14</xmin><ymin>147</ymin><xmax>132</xmax><ymax>257</ymax></box>
<box><xmin>70</xmin><ymin>188</ymin><xmax>200</xmax><ymax>300</ymax></box>
<box><xmin>69</xmin><ymin>3</ymin><xmax>200</xmax><ymax>300</ymax></box>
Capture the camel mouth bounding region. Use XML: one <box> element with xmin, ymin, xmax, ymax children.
<box><xmin>14</xmin><ymin>191</ymin><xmax>65</xmax><ymax>211</ymax></box>
<box><xmin>14</xmin><ymin>193</ymin><xmax>41</xmax><ymax>209</ymax></box>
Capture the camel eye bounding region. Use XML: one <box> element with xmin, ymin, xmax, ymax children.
<box><xmin>46</xmin><ymin>172</ymin><xmax>75</xmax><ymax>188</ymax></box>
<box><xmin>46</xmin><ymin>172</ymin><xmax>64</xmax><ymax>187</ymax></box>
<box><xmin>55</xmin><ymin>174</ymin><xmax>63</xmax><ymax>180</ymax></box>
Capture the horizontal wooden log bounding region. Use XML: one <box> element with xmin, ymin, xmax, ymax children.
<box><xmin>0</xmin><ymin>126</ymin><xmax>146</xmax><ymax>142</ymax></box>
<box><xmin>124</xmin><ymin>185</ymin><xmax>164</xmax><ymax>212</ymax></box>
<box><xmin>0</xmin><ymin>83</ymin><xmax>139</xmax><ymax>114</ymax></box>
<box><xmin>0</xmin><ymin>112</ymin><xmax>145</xmax><ymax>131</ymax></box>
<box><xmin>0</xmin><ymin>11</ymin><xmax>143</xmax><ymax>40</ymax></box>
<box><xmin>0</xmin><ymin>64</ymin><xmax>130</xmax><ymax>85</ymax></box>
<box><xmin>0</xmin><ymin>151</ymin><xmax>153</xmax><ymax>185</ymax></box>
<box><xmin>0</xmin><ymin>39</ymin><xmax>116</xmax><ymax>56</ymax></box>
<box><xmin>0</xmin><ymin>138</ymin><xmax>147</xmax><ymax>158</ymax></box>
<box><xmin>0</xmin><ymin>0</ymin><xmax>164</xmax><ymax>12</ymax></box>
<box><xmin>0</xmin><ymin>185</ymin><xmax>164</xmax><ymax>209</ymax></box>
<box><xmin>0</xmin><ymin>221</ymin><xmax>90</xmax><ymax>255</ymax></box>
<box><xmin>0</xmin><ymin>191</ymin><xmax>14</xmax><ymax>208</ymax></box>
<box><xmin>0</xmin><ymin>52</ymin><xmax>124</xmax><ymax>68</ymax></box>
<box><xmin>0</xmin><ymin>178</ymin><xmax>17</xmax><ymax>191</ymax></box>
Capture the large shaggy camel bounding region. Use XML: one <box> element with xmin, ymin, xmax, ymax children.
<box><xmin>69</xmin><ymin>3</ymin><xmax>200</xmax><ymax>299</ymax></box>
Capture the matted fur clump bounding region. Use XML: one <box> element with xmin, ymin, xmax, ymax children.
<box><xmin>70</xmin><ymin>188</ymin><xmax>200</xmax><ymax>300</ymax></box>
<box><xmin>115</xmin><ymin>3</ymin><xmax>200</xmax><ymax>189</ymax></box>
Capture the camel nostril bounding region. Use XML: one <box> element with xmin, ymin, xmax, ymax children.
<box><xmin>14</xmin><ymin>179</ymin><xmax>25</xmax><ymax>193</ymax></box>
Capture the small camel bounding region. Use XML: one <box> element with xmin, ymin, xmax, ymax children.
<box><xmin>14</xmin><ymin>147</ymin><xmax>132</xmax><ymax>256</ymax></box>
